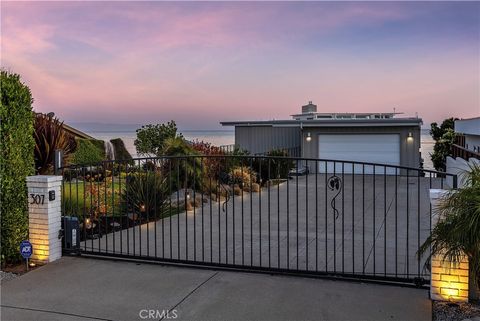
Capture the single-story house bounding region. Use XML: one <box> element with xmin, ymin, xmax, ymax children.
<box><xmin>63</xmin><ymin>123</ymin><xmax>94</xmax><ymax>140</ymax></box>
<box><xmin>221</xmin><ymin>102</ymin><xmax>422</xmax><ymax>172</ymax></box>
<box><xmin>35</xmin><ymin>112</ymin><xmax>94</xmax><ymax>140</ymax></box>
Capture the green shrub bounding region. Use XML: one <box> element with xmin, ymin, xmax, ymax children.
<box><xmin>90</xmin><ymin>139</ymin><xmax>105</xmax><ymax>153</ymax></box>
<box><xmin>0</xmin><ymin>70</ymin><xmax>35</xmax><ymax>264</ymax></box>
<box><xmin>162</xmin><ymin>137</ymin><xmax>202</xmax><ymax>191</ymax></box>
<box><xmin>253</xmin><ymin>149</ymin><xmax>294</xmax><ymax>184</ymax></box>
<box><xmin>229</xmin><ymin>166</ymin><xmax>257</xmax><ymax>186</ymax></box>
<box><xmin>419</xmin><ymin>163</ymin><xmax>480</xmax><ymax>299</ymax></box>
<box><xmin>110</xmin><ymin>138</ymin><xmax>133</xmax><ymax>163</ymax></box>
<box><xmin>72</xmin><ymin>139</ymin><xmax>105</xmax><ymax>165</ymax></box>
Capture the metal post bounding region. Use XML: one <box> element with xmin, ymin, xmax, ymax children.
<box><xmin>54</xmin><ymin>149</ymin><xmax>63</xmax><ymax>175</ymax></box>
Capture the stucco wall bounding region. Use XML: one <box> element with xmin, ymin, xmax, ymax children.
<box><xmin>301</xmin><ymin>126</ymin><xmax>421</xmax><ymax>169</ymax></box>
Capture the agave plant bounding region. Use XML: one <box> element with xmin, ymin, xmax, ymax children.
<box><xmin>419</xmin><ymin>163</ymin><xmax>480</xmax><ymax>300</ymax></box>
<box><xmin>121</xmin><ymin>171</ymin><xmax>169</xmax><ymax>219</ymax></box>
<box><xmin>34</xmin><ymin>113</ymin><xmax>77</xmax><ymax>174</ymax></box>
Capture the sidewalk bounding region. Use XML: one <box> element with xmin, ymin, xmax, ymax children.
<box><xmin>1</xmin><ymin>257</ymin><xmax>431</xmax><ymax>321</ymax></box>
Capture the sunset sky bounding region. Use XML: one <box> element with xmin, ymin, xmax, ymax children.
<box><xmin>1</xmin><ymin>1</ymin><xmax>479</xmax><ymax>129</ymax></box>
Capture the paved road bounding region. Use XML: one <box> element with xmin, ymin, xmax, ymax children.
<box><xmin>82</xmin><ymin>174</ymin><xmax>445</xmax><ymax>281</ymax></box>
<box><xmin>1</xmin><ymin>257</ymin><xmax>431</xmax><ymax>321</ymax></box>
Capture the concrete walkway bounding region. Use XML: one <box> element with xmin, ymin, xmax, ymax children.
<box><xmin>1</xmin><ymin>257</ymin><xmax>431</xmax><ymax>321</ymax></box>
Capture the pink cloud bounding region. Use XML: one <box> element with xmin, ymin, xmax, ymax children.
<box><xmin>1</xmin><ymin>1</ymin><xmax>478</xmax><ymax>127</ymax></box>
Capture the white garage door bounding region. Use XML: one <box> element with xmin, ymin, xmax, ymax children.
<box><xmin>318</xmin><ymin>134</ymin><xmax>400</xmax><ymax>174</ymax></box>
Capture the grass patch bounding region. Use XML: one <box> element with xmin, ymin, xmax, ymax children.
<box><xmin>62</xmin><ymin>180</ymin><xmax>123</xmax><ymax>217</ymax></box>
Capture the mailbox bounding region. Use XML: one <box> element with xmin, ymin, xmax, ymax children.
<box><xmin>61</xmin><ymin>216</ymin><xmax>80</xmax><ymax>253</ymax></box>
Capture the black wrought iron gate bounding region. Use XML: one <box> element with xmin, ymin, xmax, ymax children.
<box><xmin>61</xmin><ymin>155</ymin><xmax>457</xmax><ymax>287</ymax></box>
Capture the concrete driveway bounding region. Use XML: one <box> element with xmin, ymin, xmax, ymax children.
<box><xmin>82</xmin><ymin>174</ymin><xmax>445</xmax><ymax>280</ymax></box>
<box><xmin>1</xmin><ymin>257</ymin><xmax>431</xmax><ymax>321</ymax></box>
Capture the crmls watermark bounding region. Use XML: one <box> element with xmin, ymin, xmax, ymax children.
<box><xmin>139</xmin><ymin>309</ymin><xmax>178</xmax><ymax>319</ymax></box>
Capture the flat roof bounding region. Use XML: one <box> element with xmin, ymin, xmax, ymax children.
<box><xmin>455</xmin><ymin>117</ymin><xmax>480</xmax><ymax>136</ymax></box>
<box><xmin>221</xmin><ymin>118</ymin><xmax>423</xmax><ymax>127</ymax></box>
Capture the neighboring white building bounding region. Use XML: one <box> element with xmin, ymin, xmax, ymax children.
<box><xmin>455</xmin><ymin>117</ymin><xmax>480</xmax><ymax>154</ymax></box>
<box><xmin>446</xmin><ymin>117</ymin><xmax>480</xmax><ymax>187</ymax></box>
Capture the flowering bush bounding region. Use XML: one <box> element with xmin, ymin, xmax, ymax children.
<box><xmin>230</xmin><ymin>166</ymin><xmax>257</xmax><ymax>187</ymax></box>
<box><xmin>191</xmin><ymin>140</ymin><xmax>226</xmax><ymax>179</ymax></box>
<box><xmin>84</xmin><ymin>176</ymin><xmax>120</xmax><ymax>219</ymax></box>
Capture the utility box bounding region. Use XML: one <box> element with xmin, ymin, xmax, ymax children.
<box><xmin>62</xmin><ymin>216</ymin><xmax>80</xmax><ymax>253</ymax></box>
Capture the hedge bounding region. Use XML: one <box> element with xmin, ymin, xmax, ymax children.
<box><xmin>0</xmin><ymin>71</ymin><xmax>35</xmax><ymax>264</ymax></box>
<box><xmin>72</xmin><ymin>138</ymin><xmax>105</xmax><ymax>165</ymax></box>
<box><xmin>110</xmin><ymin>138</ymin><xmax>133</xmax><ymax>163</ymax></box>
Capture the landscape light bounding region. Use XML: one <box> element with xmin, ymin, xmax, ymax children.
<box><xmin>85</xmin><ymin>218</ymin><xmax>92</xmax><ymax>229</ymax></box>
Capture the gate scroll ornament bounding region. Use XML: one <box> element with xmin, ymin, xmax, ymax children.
<box><xmin>327</xmin><ymin>175</ymin><xmax>342</xmax><ymax>219</ymax></box>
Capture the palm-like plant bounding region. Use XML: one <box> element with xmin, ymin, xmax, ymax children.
<box><xmin>34</xmin><ymin>113</ymin><xmax>77</xmax><ymax>174</ymax></box>
<box><xmin>419</xmin><ymin>163</ymin><xmax>480</xmax><ymax>299</ymax></box>
<box><xmin>162</xmin><ymin>136</ymin><xmax>202</xmax><ymax>191</ymax></box>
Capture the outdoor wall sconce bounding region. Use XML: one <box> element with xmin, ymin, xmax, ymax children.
<box><xmin>407</xmin><ymin>132</ymin><xmax>414</xmax><ymax>142</ymax></box>
<box><xmin>306</xmin><ymin>132</ymin><xmax>312</xmax><ymax>142</ymax></box>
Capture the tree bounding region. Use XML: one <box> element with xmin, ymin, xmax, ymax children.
<box><xmin>0</xmin><ymin>70</ymin><xmax>35</xmax><ymax>263</ymax></box>
<box><xmin>419</xmin><ymin>164</ymin><xmax>480</xmax><ymax>300</ymax></box>
<box><xmin>430</xmin><ymin>118</ymin><xmax>457</xmax><ymax>171</ymax></box>
<box><xmin>431</xmin><ymin>129</ymin><xmax>455</xmax><ymax>172</ymax></box>
<box><xmin>134</xmin><ymin>121</ymin><xmax>181</xmax><ymax>157</ymax></box>
<box><xmin>430</xmin><ymin>118</ymin><xmax>456</xmax><ymax>141</ymax></box>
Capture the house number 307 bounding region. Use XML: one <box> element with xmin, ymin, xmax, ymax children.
<box><xmin>30</xmin><ymin>194</ymin><xmax>45</xmax><ymax>205</ymax></box>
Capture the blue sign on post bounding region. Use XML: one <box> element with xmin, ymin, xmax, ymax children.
<box><xmin>20</xmin><ymin>240</ymin><xmax>32</xmax><ymax>259</ymax></box>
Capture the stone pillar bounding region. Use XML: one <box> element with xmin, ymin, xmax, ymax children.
<box><xmin>26</xmin><ymin>175</ymin><xmax>62</xmax><ymax>265</ymax></box>
<box><xmin>429</xmin><ymin>189</ymin><xmax>469</xmax><ymax>302</ymax></box>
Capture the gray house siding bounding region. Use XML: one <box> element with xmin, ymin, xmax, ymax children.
<box><xmin>235</xmin><ymin>126</ymin><xmax>301</xmax><ymax>155</ymax></box>
<box><xmin>301</xmin><ymin>126</ymin><xmax>421</xmax><ymax>169</ymax></box>
<box><xmin>234</xmin><ymin>125</ymin><xmax>421</xmax><ymax>169</ymax></box>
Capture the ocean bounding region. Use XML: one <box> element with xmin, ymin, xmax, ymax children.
<box><xmin>83</xmin><ymin>128</ymin><xmax>435</xmax><ymax>170</ymax></box>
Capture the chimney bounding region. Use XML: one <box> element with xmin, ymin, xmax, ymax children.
<box><xmin>302</xmin><ymin>101</ymin><xmax>317</xmax><ymax>114</ymax></box>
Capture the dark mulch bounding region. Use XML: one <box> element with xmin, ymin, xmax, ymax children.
<box><xmin>2</xmin><ymin>261</ymin><xmax>39</xmax><ymax>275</ymax></box>
<box><xmin>433</xmin><ymin>301</ymin><xmax>480</xmax><ymax>321</ymax></box>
